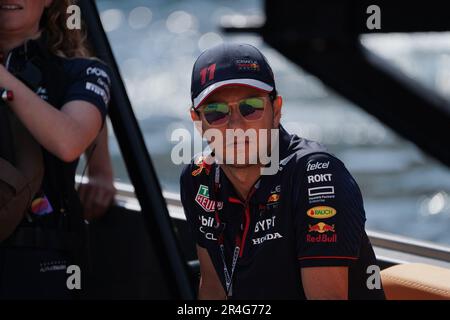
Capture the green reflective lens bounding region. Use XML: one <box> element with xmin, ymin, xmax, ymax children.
<box><xmin>202</xmin><ymin>103</ymin><xmax>229</xmax><ymax>126</ymax></box>
<box><xmin>239</xmin><ymin>97</ymin><xmax>265</xmax><ymax>120</ymax></box>
<box><xmin>203</xmin><ymin>102</ymin><xmax>229</xmax><ymax>114</ymax></box>
<box><xmin>242</xmin><ymin>97</ymin><xmax>264</xmax><ymax>109</ymax></box>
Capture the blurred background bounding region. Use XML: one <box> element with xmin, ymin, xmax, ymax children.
<box><xmin>81</xmin><ymin>0</ymin><xmax>450</xmax><ymax>246</ymax></box>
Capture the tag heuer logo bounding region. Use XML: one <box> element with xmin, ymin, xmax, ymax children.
<box><xmin>195</xmin><ymin>184</ymin><xmax>223</xmax><ymax>212</ymax></box>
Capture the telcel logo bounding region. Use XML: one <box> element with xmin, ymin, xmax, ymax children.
<box><xmin>307</xmin><ymin>206</ymin><xmax>336</xmax><ymax>219</ymax></box>
<box><xmin>307</xmin><ymin>161</ymin><xmax>330</xmax><ymax>172</ymax></box>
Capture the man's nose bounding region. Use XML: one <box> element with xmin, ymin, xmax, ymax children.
<box><xmin>227</xmin><ymin>103</ymin><xmax>245</xmax><ymax>129</ymax></box>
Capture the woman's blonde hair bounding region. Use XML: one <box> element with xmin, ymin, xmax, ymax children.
<box><xmin>40</xmin><ymin>0</ymin><xmax>91</xmax><ymax>58</ymax></box>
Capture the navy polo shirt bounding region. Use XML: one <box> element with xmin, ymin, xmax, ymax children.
<box><xmin>180</xmin><ymin>125</ymin><xmax>385</xmax><ymax>300</ymax></box>
<box><xmin>6</xmin><ymin>35</ymin><xmax>110</xmax><ymax>223</ymax></box>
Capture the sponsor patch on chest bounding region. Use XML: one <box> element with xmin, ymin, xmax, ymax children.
<box><xmin>195</xmin><ymin>184</ymin><xmax>223</xmax><ymax>212</ymax></box>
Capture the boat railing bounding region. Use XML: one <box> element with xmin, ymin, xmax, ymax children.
<box><xmin>76</xmin><ymin>175</ymin><xmax>450</xmax><ymax>269</ymax></box>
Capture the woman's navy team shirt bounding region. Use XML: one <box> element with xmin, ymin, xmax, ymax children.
<box><xmin>180</xmin><ymin>125</ymin><xmax>385</xmax><ymax>300</ymax></box>
<box><xmin>6</xmin><ymin>35</ymin><xmax>110</xmax><ymax>221</ymax></box>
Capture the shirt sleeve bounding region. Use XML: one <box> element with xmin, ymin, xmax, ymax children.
<box><xmin>180</xmin><ymin>164</ymin><xmax>207</xmax><ymax>248</ymax></box>
<box><xmin>294</xmin><ymin>152</ymin><xmax>366</xmax><ymax>268</ymax></box>
<box><xmin>62</xmin><ymin>59</ymin><xmax>111</xmax><ymax>122</ymax></box>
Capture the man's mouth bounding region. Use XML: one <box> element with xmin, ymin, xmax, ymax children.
<box><xmin>226</xmin><ymin>141</ymin><xmax>249</xmax><ymax>147</ymax></box>
<box><xmin>0</xmin><ymin>4</ymin><xmax>24</xmax><ymax>11</ymax></box>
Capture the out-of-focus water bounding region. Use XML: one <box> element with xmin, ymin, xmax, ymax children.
<box><xmin>92</xmin><ymin>0</ymin><xmax>450</xmax><ymax>245</ymax></box>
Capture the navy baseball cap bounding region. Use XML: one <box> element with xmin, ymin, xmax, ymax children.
<box><xmin>191</xmin><ymin>43</ymin><xmax>276</xmax><ymax>110</ymax></box>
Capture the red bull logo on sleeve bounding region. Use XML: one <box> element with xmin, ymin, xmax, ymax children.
<box><xmin>195</xmin><ymin>184</ymin><xmax>223</xmax><ymax>212</ymax></box>
<box><xmin>307</xmin><ymin>206</ymin><xmax>336</xmax><ymax>219</ymax></box>
<box><xmin>307</xmin><ymin>222</ymin><xmax>337</xmax><ymax>243</ymax></box>
<box><xmin>308</xmin><ymin>222</ymin><xmax>335</xmax><ymax>234</ymax></box>
<box><xmin>306</xmin><ymin>233</ymin><xmax>337</xmax><ymax>243</ymax></box>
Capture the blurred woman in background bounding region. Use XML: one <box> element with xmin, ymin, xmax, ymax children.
<box><xmin>0</xmin><ymin>0</ymin><xmax>115</xmax><ymax>298</ymax></box>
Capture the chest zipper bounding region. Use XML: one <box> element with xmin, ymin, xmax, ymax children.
<box><xmin>212</xmin><ymin>165</ymin><xmax>260</xmax><ymax>297</ymax></box>
<box><xmin>228</xmin><ymin>186</ymin><xmax>257</xmax><ymax>258</ymax></box>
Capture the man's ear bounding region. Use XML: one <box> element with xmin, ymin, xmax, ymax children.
<box><xmin>190</xmin><ymin>108</ymin><xmax>200</xmax><ymax>122</ymax></box>
<box><xmin>272</xmin><ymin>95</ymin><xmax>283</xmax><ymax>128</ymax></box>
<box><xmin>190</xmin><ymin>108</ymin><xmax>204</xmax><ymax>136</ymax></box>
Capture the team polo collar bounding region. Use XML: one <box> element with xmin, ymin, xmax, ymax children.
<box><xmin>10</xmin><ymin>31</ymin><xmax>48</xmax><ymax>58</ymax></box>
<box><xmin>7</xmin><ymin>32</ymin><xmax>50</xmax><ymax>73</ymax></box>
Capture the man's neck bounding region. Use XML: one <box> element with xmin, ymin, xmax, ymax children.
<box><xmin>220</xmin><ymin>164</ymin><xmax>262</xmax><ymax>201</ymax></box>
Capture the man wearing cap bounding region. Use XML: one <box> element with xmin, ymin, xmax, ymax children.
<box><xmin>180</xmin><ymin>43</ymin><xmax>385</xmax><ymax>300</ymax></box>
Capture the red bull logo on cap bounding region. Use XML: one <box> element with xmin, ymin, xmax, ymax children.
<box><xmin>235</xmin><ymin>59</ymin><xmax>260</xmax><ymax>72</ymax></box>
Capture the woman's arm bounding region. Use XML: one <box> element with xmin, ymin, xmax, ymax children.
<box><xmin>0</xmin><ymin>64</ymin><xmax>102</xmax><ymax>162</ymax></box>
<box><xmin>78</xmin><ymin>124</ymin><xmax>116</xmax><ymax>221</ymax></box>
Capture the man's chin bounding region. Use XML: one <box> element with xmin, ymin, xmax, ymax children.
<box><xmin>218</xmin><ymin>155</ymin><xmax>260</xmax><ymax>167</ymax></box>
